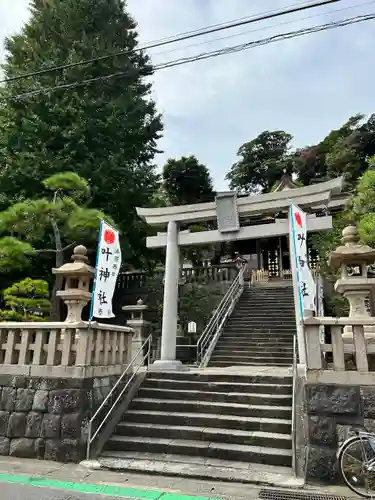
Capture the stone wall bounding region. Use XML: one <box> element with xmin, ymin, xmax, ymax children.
<box><xmin>0</xmin><ymin>374</ymin><xmax>119</xmax><ymax>462</ymax></box>
<box><xmin>303</xmin><ymin>383</ymin><xmax>375</xmax><ymax>483</ymax></box>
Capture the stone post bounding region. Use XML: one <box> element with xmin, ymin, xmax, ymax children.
<box><xmin>328</xmin><ymin>225</ymin><xmax>375</xmax><ymax>367</ymax></box>
<box><xmin>122</xmin><ymin>299</ymin><xmax>151</xmax><ymax>366</ymax></box>
<box><xmin>53</xmin><ymin>245</ymin><xmax>95</xmax><ymax>322</ymax></box>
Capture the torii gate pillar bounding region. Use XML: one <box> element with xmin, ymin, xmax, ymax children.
<box><xmin>151</xmin><ymin>220</ymin><xmax>184</xmax><ymax>371</ymax></box>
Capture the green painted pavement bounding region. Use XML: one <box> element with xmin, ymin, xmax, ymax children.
<box><xmin>0</xmin><ymin>472</ymin><xmax>222</xmax><ymax>500</ymax></box>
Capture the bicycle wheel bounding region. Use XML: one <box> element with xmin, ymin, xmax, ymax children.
<box><xmin>340</xmin><ymin>436</ymin><xmax>375</xmax><ymax>498</ymax></box>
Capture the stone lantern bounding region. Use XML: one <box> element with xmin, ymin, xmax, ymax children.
<box><xmin>328</xmin><ymin>225</ymin><xmax>375</xmax><ymax>341</ymax></box>
<box><xmin>53</xmin><ymin>245</ymin><xmax>95</xmax><ymax>322</ymax></box>
<box><xmin>122</xmin><ymin>298</ymin><xmax>151</xmax><ymax>364</ymax></box>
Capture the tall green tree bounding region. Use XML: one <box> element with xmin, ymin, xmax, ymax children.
<box><xmin>294</xmin><ymin>114</ymin><xmax>375</xmax><ymax>186</ymax></box>
<box><xmin>226</xmin><ymin>131</ymin><xmax>293</xmax><ymax>193</ymax></box>
<box><xmin>310</xmin><ymin>154</ymin><xmax>375</xmax><ymax>277</ymax></box>
<box><xmin>0</xmin><ymin>0</ymin><xmax>163</xmax><ymax>266</ymax></box>
<box><xmin>162</xmin><ymin>156</ymin><xmax>215</xmax><ymax>205</ymax></box>
<box><xmin>0</xmin><ymin>172</ymin><xmax>111</xmax><ymax>320</ymax></box>
<box><xmin>326</xmin><ymin>115</ymin><xmax>375</xmax><ymax>183</ymax></box>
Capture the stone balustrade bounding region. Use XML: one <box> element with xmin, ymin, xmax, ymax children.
<box><xmin>117</xmin><ymin>264</ymin><xmax>238</xmax><ymax>289</ymax></box>
<box><xmin>304</xmin><ymin>316</ymin><xmax>375</xmax><ymax>384</ymax></box>
<box><xmin>251</xmin><ymin>267</ymin><xmax>319</xmax><ymax>284</ymax></box>
<box><xmin>0</xmin><ymin>321</ymin><xmax>133</xmax><ymax>379</ymax></box>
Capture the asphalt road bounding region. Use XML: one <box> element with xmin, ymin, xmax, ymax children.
<box><xmin>0</xmin><ymin>482</ymin><xmax>142</xmax><ymax>500</ymax></box>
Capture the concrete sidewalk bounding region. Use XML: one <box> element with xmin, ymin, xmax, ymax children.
<box><xmin>0</xmin><ymin>456</ymin><xmax>358</xmax><ymax>500</ymax></box>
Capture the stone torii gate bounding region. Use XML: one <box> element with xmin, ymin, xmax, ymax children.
<box><xmin>136</xmin><ymin>177</ymin><xmax>346</xmax><ymax>370</ymax></box>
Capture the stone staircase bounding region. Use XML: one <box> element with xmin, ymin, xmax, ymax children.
<box><xmin>209</xmin><ymin>284</ymin><xmax>296</xmax><ymax>367</ymax></box>
<box><xmin>98</xmin><ymin>369</ymin><xmax>294</xmax><ymax>484</ymax></box>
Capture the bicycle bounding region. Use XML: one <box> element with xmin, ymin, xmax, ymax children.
<box><xmin>337</xmin><ymin>427</ymin><xmax>375</xmax><ymax>498</ymax></box>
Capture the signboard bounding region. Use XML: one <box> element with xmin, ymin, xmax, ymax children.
<box><xmin>289</xmin><ymin>202</ymin><xmax>316</xmax><ymax>317</ymax></box>
<box><xmin>90</xmin><ymin>220</ymin><xmax>122</xmax><ymax>320</ymax></box>
<box><xmin>188</xmin><ymin>321</ymin><xmax>197</xmax><ymax>333</ymax></box>
<box><xmin>215</xmin><ymin>192</ymin><xmax>240</xmax><ymax>233</ymax></box>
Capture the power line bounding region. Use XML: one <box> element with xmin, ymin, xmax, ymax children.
<box><xmin>4</xmin><ymin>12</ymin><xmax>373</xmax><ymax>102</ymax></box>
<box><xmin>150</xmin><ymin>0</ymin><xmax>375</xmax><ymax>60</ymax></box>
<box><xmin>0</xmin><ymin>0</ymin><xmax>341</xmax><ymax>85</ymax></box>
<box><xmin>157</xmin><ymin>12</ymin><xmax>375</xmax><ymax>69</ymax></box>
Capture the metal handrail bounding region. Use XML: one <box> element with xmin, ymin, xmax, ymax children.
<box><xmin>86</xmin><ymin>334</ymin><xmax>152</xmax><ymax>460</ymax></box>
<box><xmin>291</xmin><ymin>333</ymin><xmax>297</xmax><ymax>477</ymax></box>
<box><xmin>196</xmin><ymin>264</ymin><xmax>245</xmax><ymax>366</ymax></box>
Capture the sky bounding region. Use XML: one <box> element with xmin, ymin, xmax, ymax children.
<box><xmin>0</xmin><ymin>0</ymin><xmax>374</xmax><ymax>190</ymax></box>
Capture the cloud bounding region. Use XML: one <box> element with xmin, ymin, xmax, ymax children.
<box><xmin>1</xmin><ymin>0</ymin><xmax>374</xmax><ymax>190</ymax></box>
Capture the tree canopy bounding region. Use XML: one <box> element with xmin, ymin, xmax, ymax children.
<box><xmin>226</xmin><ymin>131</ymin><xmax>293</xmax><ymax>193</ymax></box>
<box><xmin>0</xmin><ymin>172</ymin><xmax>110</xmax><ymax>319</ymax></box>
<box><xmin>162</xmin><ymin>155</ymin><xmax>215</xmax><ymax>205</ymax></box>
<box><xmin>225</xmin><ymin>114</ymin><xmax>375</xmax><ymax>193</ymax></box>
<box><xmin>0</xmin><ymin>278</ymin><xmax>51</xmax><ymax>322</ymax></box>
<box><xmin>293</xmin><ymin>114</ymin><xmax>375</xmax><ymax>186</ymax></box>
<box><xmin>0</xmin><ymin>0</ymin><xmax>163</xmax><ymax>267</ymax></box>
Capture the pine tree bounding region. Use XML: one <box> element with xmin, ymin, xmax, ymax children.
<box><xmin>0</xmin><ymin>0</ymin><xmax>163</xmax><ymax>265</ymax></box>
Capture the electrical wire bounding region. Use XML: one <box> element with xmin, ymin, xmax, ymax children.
<box><xmin>3</xmin><ymin>12</ymin><xmax>374</xmax><ymax>102</ymax></box>
<box><xmin>156</xmin><ymin>12</ymin><xmax>375</xmax><ymax>70</ymax></box>
<box><xmin>150</xmin><ymin>0</ymin><xmax>375</xmax><ymax>60</ymax></box>
<box><xmin>0</xmin><ymin>0</ymin><xmax>341</xmax><ymax>84</ymax></box>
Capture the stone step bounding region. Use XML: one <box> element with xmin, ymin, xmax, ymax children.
<box><xmin>212</xmin><ymin>346</ymin><xmax>293</xmax><ymax>352</ymax></box>
<box><xmin>210</xmin><ymin>352</ymin><xmax>293</xmax><ymax>361</ymax></box>
<box><xmin>237</xmin><ymin>294</ymin><xmax>293</xmax><ymax>298</ymax></box>
<box><xmin>236</xmin><ymin>297</ymin><xmax>293</xmax><ymax>301</ymax></box>
<box><xmin>122</xmin><ymin>409</ymin><xmax>292</xmax><ymax>433</ymax></box>
<box><xmin>220</xmin><ymin>328</ymin><xmax>294</xmax><ymax>340</ymax></box>
<box><xmin>143</xmin><ymin>378</ymin><xmax>292</xmax><ymax>394</ymax></box>
<box><xmin>130</xmin><ymin>398</ymin><xmax>292</xmax><ymax>419</ymax></box>
<box><xmin>235</xmin><ymin>313</ymin><xmax>294</xmax><ymax>317</ymax></box>
<box><xmin>137</xmin><ymin>387</ymin><xmax>292</xmax><ymax>406</ymax></box>
<box><xmin>221</xmin><ymin>335</ymin><xmax>294</xmax><ymax>341</ymax></box>
<box><xmin>233</xmin><ymin>304</ymin><xmax>294</xmax><ymax>309</ymax></box>
<box><xmin>114</xmin><ymin>422</ymin><xmax>292</xmax><ymax>449</ymax></box>
<box><xmin>225</xmin><ymin>328</ymin><xmax>295</xmax><ymax>333</ymax></box>
<box><xmin>210</xmin><ymin>355</ymin><xmax>292</xmax><ymax>363</ymax></box>
<box><xmin>223</xmin><ymin>328</ymin><xmax>295</xmax><ymax>334</ymax></box>
<box><xmin>227</xmin><ymin>320</ymin><xmax>296</xmax><ymax>326</ymax></box>
<box><xmin>209</xmin><ymin>360</ymin><xmax>292</xmax><ymax>367</ymax></box>
<box><xmin>241</xmin><ymin>298</ymin><xmax>294</xmax><ymax>303</ymax></box>
<box><xmin>210</xmin><ymin>353</ymin><xmax>293</xmax><ymax>362</ymax></box>
<box><xmin>216</xmin><ymin>344</ymin><xmax>293</xmax><ymax>350</ymax></box>
<box><xmin>225</xmin><ymin>322</ymin><xmax>295</xmax><ymax>327</ymax></box>
<box><xmin>235</xmin><ymin>299</ymin><xmax>295</xmax><ymax>313</ymax></box>
<box><xmin>231</xmin><ymin>313</ymin><xmax>295</xmax><ymax>318</ymax></box>
<box><xmin>214</xmin><ymin>347</ymin><xmax>293</xmax><ymax>354</ymax></box>
<box><xmin>146</xmin><ymin>371</ymin><xmax>292</xmax><ymax>385</ymax></box>
<box><xmin>233</xmin><ymin>317</ymin><xmax>294</xmax><ymax>321</ymax></box>
<box><xmin>247</xmin><ymin>291</ymin><xmax>293</xmax><ymax>295</ymax></box>
<box><xmin>225</xmin><ymin>327</ymin><xmax>295</xmax><ymax>332</ymax></box>
<box><xmin>98</xmin><ymin>451</ymin><xmax>299</xmax><ymax>486</ymax></box>
<box><xmin>211</xmin><ymin>355</ymin><xmax>292</xmax><ymax>362</ymax></box>
<box><xmin>104</xmin><ymin>435</ymin><xmax>292</xmax><ymax>467</ymax></box>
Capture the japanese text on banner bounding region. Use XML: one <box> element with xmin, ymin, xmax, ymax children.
<box><xmin>290</xmin><ymin>202</ymin><xmax>316</xmax><ymax>314</ymax></box>
<box><xmin>91</xmin><ymin>220</ymin><xmax>121</xmax><ymax>319</ymax></box>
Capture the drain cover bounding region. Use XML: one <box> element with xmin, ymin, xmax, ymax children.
<box><xmin>259</xmin><ymin>489</ymin><xmax>348</xmax><ymax>500</ymax></box>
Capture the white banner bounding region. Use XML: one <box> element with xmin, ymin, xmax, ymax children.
<box><xmin>289</xmin><ymin>202</ymin><xmax>316</xmax><ymax>316</ymax></box>
<box><xmin>90</xmin><ymin>220</ymin><xmax>121</xmax><ymax>319</ymax></box>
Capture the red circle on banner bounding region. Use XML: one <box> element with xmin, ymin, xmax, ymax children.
<box><xmin>294</xmin><ymin>212</ymin><xmax>302</xmax><ymax>228</ymax></box>
<box><xmin>104</xmin><ymin>229</ymin><xmax>115</xmax><ymax>244</ymax></box>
